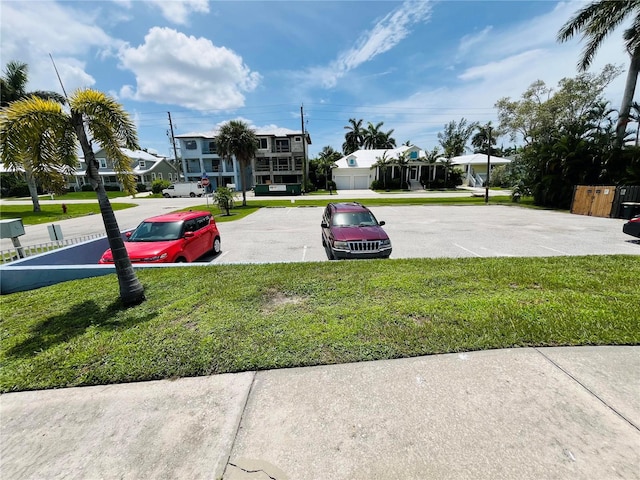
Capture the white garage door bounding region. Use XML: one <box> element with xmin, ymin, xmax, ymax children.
<box><xmin>334</xmin><ymin>176</ymin><xmax>351</xmax><ymax>190</ymax></box>
<box><xmin>354</xmin><ymin>175</ymin><xmax>369</xmax><ymax>189</ymax></box>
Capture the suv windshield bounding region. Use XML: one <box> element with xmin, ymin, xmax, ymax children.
<box><xmin>331</xmin><ymin>212</ymin><xmax>377</xmax><ymax>227</ymax></box>
<box><xmin>129</xmin><ymin>221</ymin><xmax>183</xmax><ymax>241</ymax></box>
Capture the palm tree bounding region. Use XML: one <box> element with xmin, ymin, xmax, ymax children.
<box><xmin>362</xmin><ymin>121</ymin><xmax>396</xmax><ymax>149</ymax></box>
<box><xmin>471</xmin><ymin>122</ymin><xmax>498</xmax><ymax>155</ymax></box>
<box><xmin>424</xmin><ymin>147</ymin><xmax>441</xmax><ymax>189</ymax></box>
<box><xmin>392</xmin><ymin>150</ymin><xmax>410</xmax><ymax>189</ymax></box>
<box><xmin>1</xmin><ymin>61</ymin><xmax>68</xmax><ymax>212</ymax></box>
<box><xmin>557</xmin><ymin>0</ymin><xmax>640</xmax><ymax>146</ymax></box>
<box><xmin>343</xmin><ymin>118</ymin><xmax>364</xmax><ymax>154</ymax></box>
<box><xmin>215</xmin><ymin>120</ymin><xmax>258</xmax><ymax>207</ymax></box>
<box><xmin>317</xmin><ymin>145</ymin><xmax>340</xmax><ymax>191</ymax></box>
<box><xmin>371</xmin><ymin>152</ymin><xmax>392</xmax><ymax>189</ymax></box>
<box><xmin>1</xmin><ymin>90</ymin><xmax>145</xmax><ymax>306</ymax></box>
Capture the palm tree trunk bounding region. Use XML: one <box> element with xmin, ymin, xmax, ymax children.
<box><xmin>239</xmin><ymin>158</ymin><xmax>247</xmax><ymax>207</ymax></box>
<box><xmin>24</xmin><ymin>170</ymin><xmax>41</xmax><ymax>212</ymax></box>
<box><xmin>616</xmin><ymin>47</ymin><xmax>640</xmax><ymax>147</ymax></box>
<box><xmin>71</xmin><ymin>111</ymin><xmax>145</xmax><ymax>306</ymax></box>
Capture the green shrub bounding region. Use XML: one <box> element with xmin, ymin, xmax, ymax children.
<box><xmin>136</xmin><ymin>183</ymin><xmax>147</xmax><ymax>192</ymax></box>
<box><xmin>151</xmin><ymin>179</ymin><xmax>170</xmax><ymax>194</ymax></box>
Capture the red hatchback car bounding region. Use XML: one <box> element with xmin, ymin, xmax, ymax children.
<box><xmin>99</xmin><ymin>211</ymin><xmax>221</xmax><ymax>264</ymax></box>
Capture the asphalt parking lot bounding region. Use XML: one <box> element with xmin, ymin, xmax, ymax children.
<box><xmin>205</xmin><ymin>205</ymin><xmax>639</xmax><ymax>264</ymax></box>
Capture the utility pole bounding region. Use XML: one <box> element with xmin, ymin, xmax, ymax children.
<box><xmin>485</xmin><ymin>126</ymin><xmax>492</xmax><ymax>204</ymax></box>
<box><xmin>300</xmin><ymin>104</ymin><xmax>307</xmax><ymax>194</ymax></box>
<box><xmin>167</xmin><ymin>112</ymin><xmax>184</xmax><ymax>181</ymax></box>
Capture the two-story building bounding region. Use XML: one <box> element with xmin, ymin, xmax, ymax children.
<box><xmin>69</xmin><ymin>148</ymin><xmax>180</xmax><ymax>191</ymax></box>
<box><xmin>175</xmin><ymin>127</ymin><xmax>311</xmax><ymax>190</ymax></box>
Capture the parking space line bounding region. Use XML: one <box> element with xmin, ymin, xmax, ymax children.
<box><xmin>210</xmin><ymin>251</ymin><xmax>229</xmax><ymax>264</ymax></box>
<box><xmin>301</xmin><ymin>245</ymin><xmax>308</xmax><ymax>261</ymax></box>
<box><xmin>453</xmin><ymin>243</ymin><xmax>481</xmax><ymax>257</ymax></box>
<box><xmin>538</xmin><ymin>245</ymin><xmax>568</xmax><ymax>255</ymax></box>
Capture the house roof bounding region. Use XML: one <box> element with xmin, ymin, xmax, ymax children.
<box><xmin>334</xmin><ymin>146</ymin><xmax>425</xmax><ymax>169</ymax></box>
<box><xmin>176</xmin><ymin>127</ymin><xmax>305</xmax><ymax>139</ymax></box>
<box><xmin>450</xmin><ymin>154</ymin><xmax>512</xmax><ymax>165</ymax></box>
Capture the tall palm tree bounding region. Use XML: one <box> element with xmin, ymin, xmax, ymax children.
<box><xmin>437</xmin><ymin>118</ymin><xmax>478</xmax><ymax>158</ymax></box>
<box><xmin>362</xmin><ymin>121</ymin><xmax>396</xmax><ymax>149</ymax></box>
<box><xmin>342</xmin><ymin>118</ymin><xmax>364</xmax><ymax>154</ymax></box>
<box><xmin>215</xmin><ymin>120</ymin><xmax>258</xmax><ymax>207</ymax></box>
<box><xmin>471</xmin><ymin>122</ymin><xmax>498</xmax><ymax>155</ymax></box>
<box><xmin>1</xmin><ymin>90</ymin><xmax>145</xmax><ymax>306</ymax></box>
<box><xmin>557</xmin><ymin>0</ymin><xmax>640</xmax><ymax>146</ymax></box>
<box><xmin>1</xmin><ymin>61</ymin><xmax>68</xmax><ymax>212</ymax></box>
<box><xmin>317</xmin><ymin>145</ymin><xmax>340</xmax><ymax>191</ymax></box>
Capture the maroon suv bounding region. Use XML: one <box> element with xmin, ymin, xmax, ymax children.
<box><xmin>321</xmin><ymin>202</ymin><xmax>392</xmax><ymax>260</ymax></box>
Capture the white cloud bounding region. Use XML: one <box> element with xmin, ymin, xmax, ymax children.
<box><xmin>307</xmin><ymin>0</ymin><xmax>433</xmax><ymax>88</ymax></box>
<box><xmin>458</xmin><ymin>26</ymin><xmax>493</xmax><ymax>56</ymax></box>
<box><xmin>118</xmin><ymin>27</ymin><xmax>261</xmax><ymax>110</ymax></box>
<box><xmin>144</xmin><ymin>0</ymin><xmax>209</xmax><ymax>25</ymax></box>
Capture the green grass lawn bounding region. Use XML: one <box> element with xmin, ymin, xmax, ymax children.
<box><xmin>0</xmin><ymin>203</ymin><xmax>137</xmax><ymax>225</ymax></box>
<box><xmin>1</xmin><ymin>255</ymin><xmax>638</xmax><ymax>392</ymax></box>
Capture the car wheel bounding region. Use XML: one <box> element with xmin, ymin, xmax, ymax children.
<box><xmin>175</xmin><ymin>257</ymin><xmax>186</xmax><ymax>263</ymax></box>
<box><xmin>163</xmin><ymin>193</ymin><xmax>170</xmax><ymax>198</ymax></box>
<box><xmin>212</xmin><ymin>236</ymin><xmax>221</xmax><ymax>254</ymax></box>
<box><xmin>190</xmin><ymin>192</ymin><xmax>196</xmax><ymax>197</ymax></box>
<box><xmin>325</xmin><ymin>246</ymin><xmax>336</xmax><ymax>260</ymax></box>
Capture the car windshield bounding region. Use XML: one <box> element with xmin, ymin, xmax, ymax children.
<box><xmin>332</xmin><ymin>212</ymin><xmax>377</xmax><ymax>227</ymax></box>
<box><xmin>129</xmin><ymin>221</ymin><xmax>183</xmax><ymax>241</ymax></box>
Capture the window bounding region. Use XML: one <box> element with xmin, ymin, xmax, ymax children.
<box><xmin>348</xmin><ymin>158</ymin><xmax>356</xmax><ymax>166</ymax></box>
<box><xmin>410</xmin><ymin>151</ymin><xmax>418</xmax><ymax>159</ymax></box>
<box><xmin>158</xmin><ymin>173</ymin><xmax>163</xmax><ymax>180</ymax></box>
<box><xmin>184</xmin><ymin>140</ymin><xmax>197</xmax><ymax>150</ymax></box>
<box><xmin>274</xmin><ymin>139</ymin><xmax>290</xmax><ymax>153</ymax></box>
<box><xmin>203</xmin><ymin>141</ymin><xmax>217</xmax><ymax>154</ymax></box>
<box><xmin>294</xmin><ymin>136</ymin><xmax>301</xmax><ymax>142</ymax></box>
<box><xmin>139</xmin><ymin>160</ymin><xmax>146</xmax><ymax>168</ymax></box>
<box><xmin>258</xmin><ymin>138</ymin><xmax>268</xmax><ymax>150</ymax></box>
<box><xmin>99</xmin><ymin>159</ymin><xmax>108</xmax><ymax>168</ymax></box>
<box><xmin>152</xmin><ymin>173</ymin><xmax>156</xmax><ymax>180</ymax></box>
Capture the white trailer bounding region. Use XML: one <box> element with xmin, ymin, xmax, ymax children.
<box><xmin>162</xmin><ymin>183</ymin><xmax>206</xmax><ymax>198</ymax></box>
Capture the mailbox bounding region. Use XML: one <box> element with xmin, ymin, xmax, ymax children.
<box><xmin>0</xmin><ymin>218</ymin><xmax>25</xmax><ymax>238</ymax></box>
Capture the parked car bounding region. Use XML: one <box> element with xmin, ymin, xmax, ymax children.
<box><xmin>622</xmin><ymin>214</ymin><xmax>640</xmax><ymax>239</ymax></box>
<box><xmin>321</xmin><ymin>202</ymin><xmax>392</xmax><ymax>260</ymax></box>
<box><xmin>99</xmin><ymin>211</ymin><xmax>221</xmax><ymax>264</ymax></box>
<box><xmin>162</xmin><ymin>182</ymin><xmax>206</xmax><ymax>198</ymax></box>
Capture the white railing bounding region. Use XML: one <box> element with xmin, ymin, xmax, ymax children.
<box><xmin>1</xmin><ymin>233</ymin><xmax>104</xmax><ymax>264</ymax></box>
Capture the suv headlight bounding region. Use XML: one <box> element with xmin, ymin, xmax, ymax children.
<box><xmin>380</xmin><ymin>239</ymin><xmax>391</xmax><ymax>246</ymax></box>
<box><xmin>333</xmin><ymin>241</ymin><xmax>349</xmax><ymax>250</ymax></box>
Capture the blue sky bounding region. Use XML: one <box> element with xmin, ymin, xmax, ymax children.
<box><xmin>1</xmin><ymin>0</ymin><xmax>633</xmax><ymax>158</ymax></box>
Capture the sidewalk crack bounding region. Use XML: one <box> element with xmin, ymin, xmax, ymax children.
<box><xmin>534</xmin><ymin>347</ymin><xmax>639</xmax><ymax>432</ymax></box>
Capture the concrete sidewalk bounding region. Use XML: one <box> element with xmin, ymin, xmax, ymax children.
<box><xmin>2</xmin><ymin>346</ymin><xmax>639</xmax><ymax>479</ymax></box>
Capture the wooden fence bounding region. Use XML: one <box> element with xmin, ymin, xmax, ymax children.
<box><xmin>571</xmin><ymin>185</ymin><xmax>616</xmax><ymax>217</ymax></box>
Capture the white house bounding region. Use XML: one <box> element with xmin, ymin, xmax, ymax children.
<box><xmin>451</xmin><ymin>154</ymin><xmax>512</xmax><ymax>187</ymax></box>
<box><xmin>333</xmin><ymin>145</ymin><xmax>432</xmax><ymax>190</ymax></box>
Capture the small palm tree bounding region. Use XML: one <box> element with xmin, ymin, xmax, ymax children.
<box><xmin>424</xmin><ymin>147</ymin><xmax>441</xmax><ymax>189</ymax></box>
<box><xmin>392</xmin><ymin>151</ymin><xmax>410</xmax><ymax>189</ymax></box>
<box><xmin>557</xmin><ymin>0</ymin><xmax>640</xmax><ymax>146</ymax></box>
<box><xmin>1</xmin><ymin>61</ymin><xmax>68</xmax><ymax>212</ymax></box>
<box><xmin>371</xmin><ymin>152</ymin><xmax>392</xmax><ymax>189</ymax></box>
<box><xmin>1</xmin><ymin>90</ymin><xmax>145</xmax><ymax>306</ymax></box>
<box><xmin>215</xmin><ymin>120</ymin><xmax>258</xmax><ymax>207</ymax></box>
<box><xmin>317</xmin><ymin>145</ymin><xmax>340</xmax><ymax>191</ymax></box>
